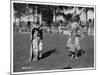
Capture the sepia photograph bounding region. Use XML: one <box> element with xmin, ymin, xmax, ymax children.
<box><xmin>11</xmin><ymin>0</ymin><xmax>95</xmax><ymax>74</ymax></box>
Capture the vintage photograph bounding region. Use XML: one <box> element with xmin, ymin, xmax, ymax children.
<box><xmin>11</xmin><ymin>0</ymin><xmax>95</xmax><ymax>74</ymax></box>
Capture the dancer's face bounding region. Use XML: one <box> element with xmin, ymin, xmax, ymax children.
<box><xmin>34</xmin><ymin>17</ymin><xmax>39</xmax><ymax>24</ymax></box>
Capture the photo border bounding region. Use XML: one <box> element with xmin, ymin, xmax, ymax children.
<box><xmin>10</xmin><ymin>0</ymin><xmax>96</xmax><ymax>74</ymax></box>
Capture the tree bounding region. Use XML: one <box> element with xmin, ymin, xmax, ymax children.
<box><xmin>13</xmin><ymin>3</ymin><xmax>27</xmax><ymax>18</ymax></box>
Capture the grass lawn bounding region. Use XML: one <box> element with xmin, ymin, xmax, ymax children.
<box><xmin>13</xmin><ymin>32</ymin><xmax>94</xmax><ymax>72</ymax></box>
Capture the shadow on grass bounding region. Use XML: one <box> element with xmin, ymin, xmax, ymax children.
<box><xmin>40</xmin><ymin>49</ymin><xmax>56</xmax><ymax>59</ymax></box>
<box><xmin>77</xmin><ymin>49</ymin><xmax>85</xmax><ymax>57</ymax></box>
<box><xmin>62</xmin><ymin>66</ymin><xmax>72</xmax><ymax>69</ymax></box>
<box><xmin>67</xmin><ymin>49</ymin><xmax>86</xmax><ymax>57</ymax></box>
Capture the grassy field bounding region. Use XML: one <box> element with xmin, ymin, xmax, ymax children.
<box><xmin>13</xmin><ymin>32</ymin><xmax>94</xmax><ymax>72</ymax></box>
